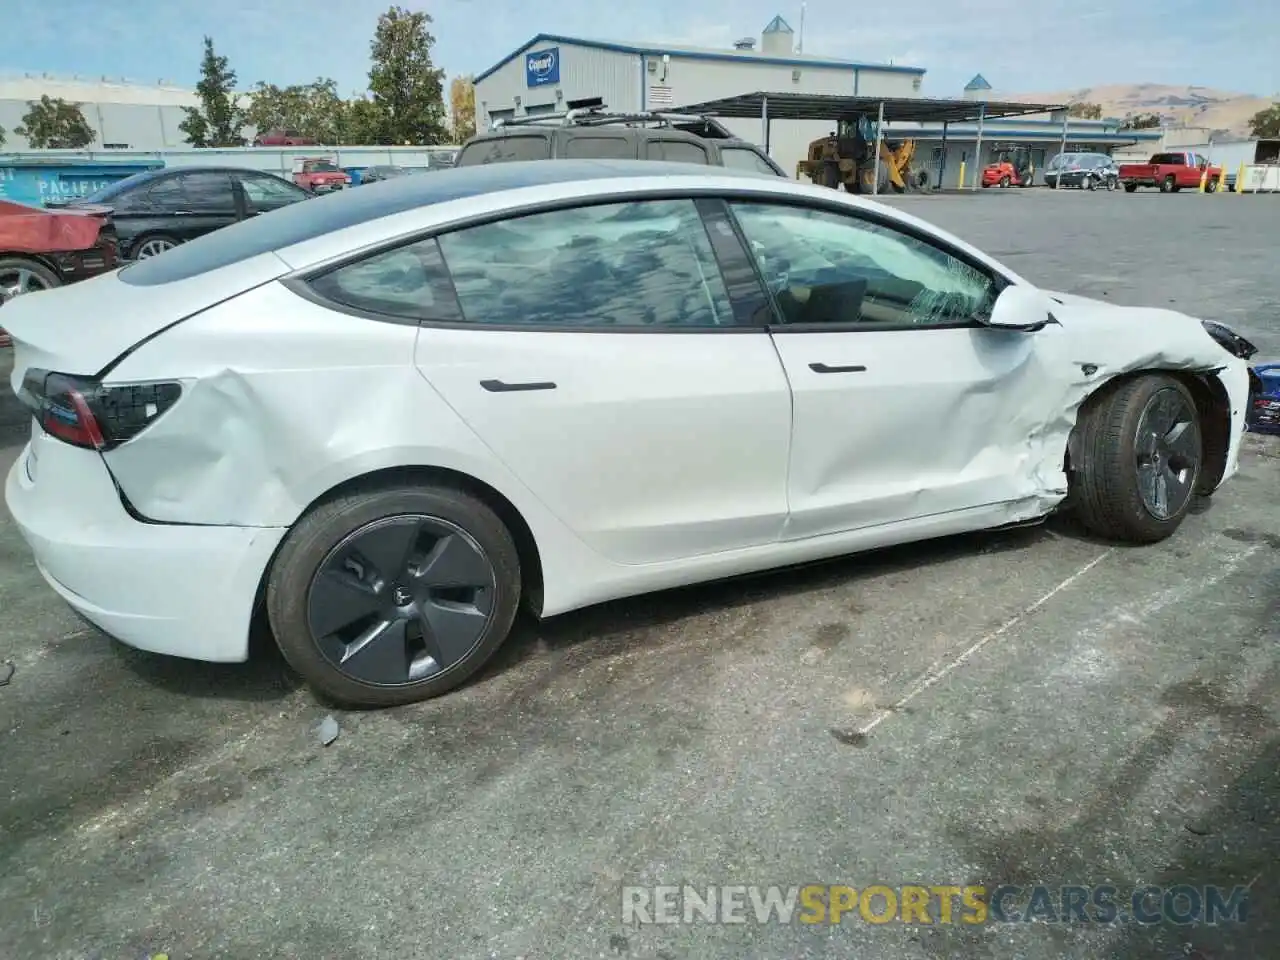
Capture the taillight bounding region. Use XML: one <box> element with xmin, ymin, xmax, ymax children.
<box><xmin>19</xmin><ymin>368</ymin><xmax>182</xmax><ymax>450</ymax></box>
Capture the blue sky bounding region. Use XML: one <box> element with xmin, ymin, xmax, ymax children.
<box><xmin>6</xmin><ymin>0</ymin><xmax>1276</xmax><ymax>97</ymax></box>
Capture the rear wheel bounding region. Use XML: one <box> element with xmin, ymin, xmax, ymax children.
<box><xmin>133</xmin><ymin>235</ymin><xmax>179</xmax><ymax>259</ymax></box>
<box><xmin>1161</xmin><ymin>175</ymin><xmax>1176</xmax><ymax>193</ymax></box>
<box><xmin>1000</xmin><ymin>175</ymin><xmax>1011</xmax><ymax>188</ymax></box>
<box><xmin>0</xmin><ymin>257</ymin><xmax>60</xmax><ymax>303</ymax></box>
<box><xmin>1069</xmin><ymin>375</ymin><xmax>1203</xmax><ymax>543</ymax></box>
<box><xmin>1124</xmin><ymin>183</ymin><xmax>1138</xmax><ymax>192</ymax></box>
<box><xmin>267</xmin><ymin>482</ymin><xmax>522</xmax><ymax>707</ymax></box>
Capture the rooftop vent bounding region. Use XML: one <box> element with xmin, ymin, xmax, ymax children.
<box><xmin>733</xmin><ymin>37</ymin><xmax>756</xmax><ymax>50</ymax></box>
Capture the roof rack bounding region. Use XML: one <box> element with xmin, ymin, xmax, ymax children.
<box><xmin>492</xmin><ymin>101</ymin><xmax>738</xmax><ymax>140</ymax></box>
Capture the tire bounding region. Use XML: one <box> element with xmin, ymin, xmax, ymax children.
<box><xmin>1085</xmin><ymin>175</ymin><xmax>1097</xmax><ymax>190</ymax></box>
<box><xmin>0</xmin><ymin>257</ymin><xmax>61</xmax><ymax>302</ymax></box>
<box><xmin>1160</xmin><ymin>176</ymin><xmax>1175</xmax><ymax>193</ymax></box>
<box><xmin>1205</xmin><ymin>178</ymin><xmax>1218</xmax><ymax>193</ymax></box>
<box><xmin>266</xmin><ymin>481</ymin><xmax>522</xmax><ymax>707</ymax></box>
<box><xmin>132</xmin><ymin>234</ymin><xmax>180</xmax><ymax>260</ymax></box>
<box><xmin>1000</xmin><ymin>175</ymin><xmax>1011</xmax><ymax>188</ymax></box>
<box><xmin>1068</xmin><ymin>374</ymin><xmax>1203</xmax><ymax>543</ymax></box>
<box><xmin>1124</xmin><ymin>183</ymin><xmax>1138</xmax><ymax>193</ymax></box>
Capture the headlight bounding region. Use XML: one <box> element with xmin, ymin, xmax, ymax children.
<box><xmin>1202</xmin><ymin>319</ymin><xmax>1259</xmax><ymax>360</ymax></box>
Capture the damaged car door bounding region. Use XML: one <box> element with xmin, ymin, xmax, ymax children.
<box><xmin>407</xmin><ymin>197</ymin><xmax>793</xmax><ymax>565</ymax></box>
<box><xmin>727</xmin><ymin>200</ymin><xmax>1055</xmax><ymax>540</ymax></box>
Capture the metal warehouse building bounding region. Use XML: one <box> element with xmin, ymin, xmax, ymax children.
<box><xmin>473</xmin><ymin>16</ymin><xmax>927</xmax><ymax>177</ymax></box>
<box><xmin>0</xmin><ymin>75</ymin><xmax>199</xmax><ymax>151</ymax></box>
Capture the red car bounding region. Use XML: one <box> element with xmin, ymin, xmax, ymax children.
<box><xmin>0</xmin><ymin>199</ymin><xmax>119</xmax><ymax>346</ymax></box>
<box><xmin>253</xmin><ymin>129</ymin><xmax>319</xmax><ymax>147</ymax></box>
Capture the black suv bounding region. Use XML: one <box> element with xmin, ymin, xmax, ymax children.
<box><xmin>456</xmin><ymin>105</ymin><xmax>786</xmax><ymax>178</ymax></box>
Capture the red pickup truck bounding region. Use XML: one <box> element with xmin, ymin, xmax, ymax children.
<box><xmin>1118</xmin><ymin>152</ymin><xmax>1222</xmax><ymax>193</ymax></box>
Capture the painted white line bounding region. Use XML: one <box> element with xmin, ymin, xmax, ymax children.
<box><xmin>857</xmin><ymin>549</ymin><xmax>1115</xmax><ymax>737</ymax></box>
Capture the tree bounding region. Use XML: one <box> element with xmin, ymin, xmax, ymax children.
<box><xmin>1067</xmin><ymin>101</ymin><xmax>1103</xmax><ymax>120</ymax></box>
<box><xmin>449</xmin><ymin>75</ymin><xmax>476</xmax><ymax>142</ymax></box>
<box><xmin>247</xmin><ymin>78</ymin><xmax>348</xmax><ymax>144</ymax></box>
<box><xmin>1248</xmin><ymin>103</ymin><xmax>1280</xmax><ymax>139</ymax></box>
<box><xmin>180</xmin><ymin>36</ymin><xmax>247</xmax><ymax>147</ymax></box>
<box><xmin>338</xmin><ymin>96</ymin><xmax>385</xmax><ymax>145</ymax></box>
<box><xmin>366</xmin><ymin>5</ymin><xmax>448</xmax><ymax>145</ymax></box>
<box><xmin>1123</xmin><ymin>112</ymin><xmax>1163</xmax><ymax>130</ymax></box>
<box><xmin>0</xmin><ymin>125</ymin><xmax>5</xmax><ymax>148</ymax></box>
<box><xmin>15</xmin><ymin>96</ymin><xmax>96</xmax><ymax>148</ymax></box>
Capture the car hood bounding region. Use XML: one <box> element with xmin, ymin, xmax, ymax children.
<box><xmin>2</xmin><ymin>250</ymin><xmax>291</xmax><ymax>387</ymax></box>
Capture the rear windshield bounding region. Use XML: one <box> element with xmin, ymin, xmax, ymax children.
<box><xmin>456</xmin><ymin>136</ymin><xmax>553</xmax><ymax>165</ymax></box>
<box><xmin>80</xmin><ymin>171</ymin><xmax>158</xmax><ymax>203</ymax></box>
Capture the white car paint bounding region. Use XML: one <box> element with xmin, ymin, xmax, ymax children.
<box><xmin>1</xmin><ymin>162</ymin><xmax>1251</xmax><ymax>664</ymax></box>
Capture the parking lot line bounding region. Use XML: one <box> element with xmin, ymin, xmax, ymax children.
<box><xmin>855</xmin><ymin>548</ymin><xmax>1115</xmax><ymax>738</ymax></box>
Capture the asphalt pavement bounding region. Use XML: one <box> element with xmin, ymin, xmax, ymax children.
<box><xmin>1</xmin><ymin>188</ymin><xmax>1277</xmax><ymax>960</ymax></box>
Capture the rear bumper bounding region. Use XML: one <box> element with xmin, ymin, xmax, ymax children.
<box><xmin>4</xmin><ymin>428</ymin><xmax>286</xmax><ymax>662</ymax></box>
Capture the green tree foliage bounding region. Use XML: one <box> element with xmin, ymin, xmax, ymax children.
<box><xmin>0</xmin><ymin>125</ymin><xmax>6</xmax><ymax>148</ymax></box>
<box><xmin>1248</xmin><ymin>103</ymin><xmax>1280</xmax><ymax>139</ymax></box>
<box><xmin>339</xmin><ymin>96</ymin><xmax>385</xmax><ymax>145</ymax></box>
<box><xmin>247</xmin><ymin>78</ymin><xmax>348</xmax><ymax>144</ymax></box>
<box><xmin>366</xmin><ymin>5</ymin><xmax>448</xmax><ymax>145</ymax></box>
<box><xmin>15</xmin><ymin>95</ymin><xmax>96</xmax><ymax>148</ymax></box>
<box><xmin>1123</xmin><ymin>112</ymin><xmax>1163</xmax><ymax>130</ymax></box>
<box><xmin>180</xmin><ymin>36</ymin><xmax>247</xmax><ymax>147</ymax></box>
<box><xmin>1067</xmin><ymin>102</ymin><xmax>1103</xmax><ymax>120</ymax></box>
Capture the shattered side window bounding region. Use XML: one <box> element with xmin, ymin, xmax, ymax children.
<box><xmin>730</xmin><ymin>202</ymin><xmax>996</xmax><ymax>327</ymax></box>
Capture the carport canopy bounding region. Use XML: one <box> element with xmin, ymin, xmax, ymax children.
<box><xmin>672</xmin><ymin>92</ymin><xmax>1066</xmax><ymax>125</ymax></box>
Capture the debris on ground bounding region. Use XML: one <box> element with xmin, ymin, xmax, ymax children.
<box><xmin>317</xmin><ymin>715</ymin><xmax>340</xmax><ymax>746</ymax></box>
<box><xmin>0</xmin><ymin>662</ymin><xmax>14</xmax><ymax>686</ymax></box>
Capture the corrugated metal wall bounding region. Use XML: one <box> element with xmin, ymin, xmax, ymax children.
<box><xmin>475</xmin><ymin>43</ymin><xmax>641</xmax><ymax>131</ymax></box>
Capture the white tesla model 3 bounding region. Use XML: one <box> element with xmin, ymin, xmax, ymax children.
<box><xmin>2</xmin><ymin>160</ymin><xmax>1256</xmax><ymax>707</ymax></box>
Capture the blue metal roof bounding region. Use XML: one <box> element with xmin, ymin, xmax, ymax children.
<box><xmin>474</xmin><ymin>33</ymin><xmax>925</xmax><ymax>85</ymax></box>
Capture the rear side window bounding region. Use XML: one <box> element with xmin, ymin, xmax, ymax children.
<box><xmin>1151</xmin><ymin>153</ymin><xmax>1180</xmax><ymax>165</ymax></box>
<box><xmin>645</xmin><ymin>140</ymin><xmax>709</xmax><ymax>165</ymax></box>
<box><xmin>436</xmin><ymin>198</ymin><xmax>736</xmax><ymax>327</ymax></box>
<box><xmin>457</xmin><ymin>136</ymin><xmax>552</xmax><ymax>165</ymax></box>
<box><xmin>719</xmin><ymin>147</ymin><xmax>779</xmax><ymax>176</ymax></box>
<box><xmin>563</xmin><ymin>136</ymin><xmax>634</xmax><ymax>160</ymax></box>
<box><xmin>307</xmin><ymin>238</ymin><xmax>462</xmax><ymax>322</ymax></box>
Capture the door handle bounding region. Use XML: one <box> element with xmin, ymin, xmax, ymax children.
<box><xmin>808</xmin><ymin>362</ymin><xmax>867</xmax><ymax>374</ymax></box>
<box><xmin>480</xmin><ymin>379</ymin><xmax>557</xmax><ymax>392</ymax></box>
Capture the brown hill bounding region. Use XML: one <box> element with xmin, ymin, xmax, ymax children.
<box><xmin>1010</xmin><ymin>84</ymin><xmax>1274</xmax><ymax>138</ymax></box>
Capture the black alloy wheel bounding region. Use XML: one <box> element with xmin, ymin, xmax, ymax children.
<box><xmin>268</xmin><ymin>483</ymin><xmax>521</xmax><ymax>706</ymax></box>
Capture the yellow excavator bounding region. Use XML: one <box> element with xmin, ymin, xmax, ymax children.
<box><xmin>796</xmin><ymin>116</ymin><xmax>932</xmax><ymax>193</ymax></box>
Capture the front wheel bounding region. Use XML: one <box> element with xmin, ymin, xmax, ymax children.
<box><xmin>1068</xmin><ymin>375</ymin><xmax>1203</xmax><ymax>543</ymax></box>
<box><xmin>133</xmin><ymin>235</ymin><xmax>179</xmax><ymax>259</ymax></box>
<box><xmin>1000</xmin><ymin>175</ymin><xmax>1011</xmax><ymax>188</ymax></box>
<box><xmin>266</xmin><ymin>482</ymin><xmax>522</xmax><ymax>707</ymax></box>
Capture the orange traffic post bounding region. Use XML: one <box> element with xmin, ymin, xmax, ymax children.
<box><xmin>1216</xmin><ymin>165</ymin><xmax>1228</xmax><ymax>193</ymax></box>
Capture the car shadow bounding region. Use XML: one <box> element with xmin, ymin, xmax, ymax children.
<box><xmin>110</xmin><ymin>612</ymin><xmax>302</xmax><ymax>703</ymax></box>
<box><xmin>477</xmin><ymin>520</ymin><xmax>1060</xmax><ymax>685</ymax></box>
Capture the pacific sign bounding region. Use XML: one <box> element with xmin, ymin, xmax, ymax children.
<box><xmin>525</xmin><ymin>46</ymin><xmax>560</xmax><ymax>87</ymax></box>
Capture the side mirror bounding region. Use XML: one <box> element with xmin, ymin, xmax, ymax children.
<box><xmin>984</xmin><ymin>284</ymin><xmax>1057</xmax><ymax>331</ymax></box>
